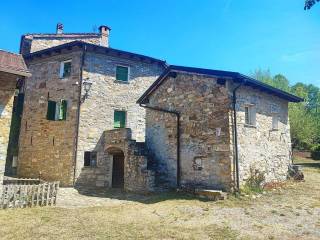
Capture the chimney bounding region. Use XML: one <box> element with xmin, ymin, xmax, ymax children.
<box><xmin>56</xmin><ymin>23</ymin><xmax>63</xmax><ymax>34</ymax></box>
<box><xmin>99</xmin><ymin>25</ymin><xmax>111</xmax><ymax>47</ymax></box>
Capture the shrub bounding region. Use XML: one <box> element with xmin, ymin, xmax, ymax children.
<box><xmin>311</xmin><ymin>144</ymin><xmax>320</xmax><ymax>160</ymax></box>
<box><xmin>242</xmin><ymin>167</ymin><xmax>265</xmax><ymax>194</ymax></box>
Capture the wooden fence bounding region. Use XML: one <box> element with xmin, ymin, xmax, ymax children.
<box><xmin>0</xmin><ymin>179</ymin><xmax>59</xmax><ymax>209</ymax></box>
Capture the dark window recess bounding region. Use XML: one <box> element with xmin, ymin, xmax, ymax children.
<box><xmin>217</xmin><ymin>78</ymin><xmax>226</xmax><ymax>86</ymax></box>
<box><xmin>116</xmin><ymin>66</ymin><xmax>129</xmax><ymax>82</ymax></box>
<box><xmin>84</xmin><ymin>151</ymin><xmax>97</xmax><ymax>167</ymax></box>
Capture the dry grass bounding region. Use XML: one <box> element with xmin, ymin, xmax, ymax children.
<box><xmin>0</xmin><ymin>156</ymin><xmax>319</xmax><ymax>240</ymax></box>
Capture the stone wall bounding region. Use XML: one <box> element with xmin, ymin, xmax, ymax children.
<box><xmin>21</xmin><ymin>35</ymin><xmax>101</xmax><ymax>55</ymax></box>
<box><xmin>145</xmin><ymin>73</ymin><xmax>233</xmax><ymax>191</ymax></box>
<box><xmin>76</xmin><ymin>128</ymin><xmax>155</xmax><ymax>192</ymax></box>
<box><xmin>233</xmin><ymin>85</ymin><xmax>292</xmax><ymax>184</ymax></box>
<box><xmin>75</xmin><ymin>52</ymin><xmax>164</xmax><ymax>187</ymax></box>
<box><xmin>17</xmin><ymin>50</ymin><xmax>82</xmax><ymax>186</ymax></box>
<box><xmin>0</xmin><ymin>72</ymin><xmax>17</xmax><ymax>189</ymax></box>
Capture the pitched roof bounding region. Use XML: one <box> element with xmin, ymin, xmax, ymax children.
<box><xmin>22</xmin><ymin>33</ymin><xmax>101</xmax><ymax>38</ymax></box>
<box><xmin>0</xmin><ymin>49</ymin><xmax>31</xmax><ymax>77</ymax></box>
<box><xmin>23</xmin><ymin>41</ymin><xmax>167</xmax><ymax>66</ymax></box>
<box><xmin>137</xmin><ymin>65</ymin><xmax>303</xmax><ymax>104</ymax></box>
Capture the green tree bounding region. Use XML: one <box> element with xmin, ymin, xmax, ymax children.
<box><xmin>252</xmin><ymin>70</ymin><xmax>320</xmax><ymax>150</ymax></box>
<box><xmin>305</xmin><ymin>0</ymin><xmax>319</xmax><ymax>10</ymax></box>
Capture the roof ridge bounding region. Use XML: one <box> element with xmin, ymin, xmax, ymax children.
<box><xmin>137</xmin><ymin>65</ymin><xmax>303</xmax><ymax>104</ymax></box>
<box><xmin>24</xmin><ymin>40</ymin><xmax>167</xmax><ymax>65</ymax></box>
<box><xmin>0</xmin><ymin>49</ymin><xmax>22</xmax><ymax>56</ymax></box>
<box><xmin>23</xmin><ymin>33</ymin><xmax>100</xmax><ymax>36</ymax></box>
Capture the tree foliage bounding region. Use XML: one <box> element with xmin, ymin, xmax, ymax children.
<box><xmin>305</xmin><ymin>0</ymin><xmax>319</xmax><ymax>10</ymax></box>
<box><xmin>252</xmin><ymin>69</ymin><xmax>320</xmax><ymax>150</ymax></box>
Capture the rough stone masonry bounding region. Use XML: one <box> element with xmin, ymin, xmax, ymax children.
<box><xmin>139</xmin><ymin>66</ymin><xmax>302</xmax><ymax>191</ymax></box>
<box><xmin>15</xmin><ymin>24</ymin><xmax>302</xmax><ymax>192</ymax></box>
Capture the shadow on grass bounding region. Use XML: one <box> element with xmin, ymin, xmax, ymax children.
<box><xmin>74</xmin><ymin>187</ymin><xmax>210</xmax><ymax>204</ymax></box>
<box><xmin>294</xmin><ymin>162</ymin><xmax>320</xmax><ymax>169</ymax></box>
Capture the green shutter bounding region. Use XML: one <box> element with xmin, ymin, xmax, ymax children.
<box><xmin>47</xmin><ymin>101</ymin><xmax>56</xmax><ymax>120</ymax></box>
<box><xmin>59</xmin><ymin>100</ymin><xmax>67</xmax><ymax>120</ymax></box>
<box><xmin>116</xmin><ymin>66</ymin><xmax>129</xmax><ymax>82</ymax></box>
<box><xmin>114</xmin><ymin>111</ymin><xmax>126</xmax><ymax>128</ymax></box>
<box><xmin>16</xmin><ymin>93</ymin><xmax>24</xmax><ymax>116</ymax></box>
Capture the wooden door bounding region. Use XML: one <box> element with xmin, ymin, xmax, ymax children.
<box><xmin>112</xmin><ymin>153</ymin><xmax>124</xmax><ymax>188</ymax></box>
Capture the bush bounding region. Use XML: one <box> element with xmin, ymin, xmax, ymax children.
<box><xmin>311</xmin><ymin>144</ymin><xmax>320</xmax><ymax>160</ymax></box>
<box><xmin>242</xmin><ymin>168</ymin><xmax>265</xmax><ymax>194</ymax></box>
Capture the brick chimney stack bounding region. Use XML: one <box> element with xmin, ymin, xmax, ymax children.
<box><xmin>56</xmin><ymin>23</ymin><xmax>63</xmax><ymax>34</ymax></box>
<box><xmin>99</xmin><ymin>25</ymin><xmax>111</xmax><ymax>47</ymax></box>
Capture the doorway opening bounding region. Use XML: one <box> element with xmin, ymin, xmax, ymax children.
<box><xmin>111</xmin><ymin>151</ymin><xmax>124</xmax><ymax>188</ymax></box>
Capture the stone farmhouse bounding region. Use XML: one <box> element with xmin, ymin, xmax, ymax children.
<box><xmin>0</xmin><ymin>50</ymin><xmax>31</xmax><ymax>190</ymax></box>
<box><xmin>11</xmin><ymin>24</ymin><xmax>302</xmax><ymax>192</ymax></box>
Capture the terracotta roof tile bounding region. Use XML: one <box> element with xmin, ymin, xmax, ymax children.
<box><xmin>0</xmin><ymin>49</ymin><xmax>31</xmax><ymax>76</ymax></box>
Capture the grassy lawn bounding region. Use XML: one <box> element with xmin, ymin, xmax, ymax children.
<box><xmin>0</xmin><ymin>156</ymin><xmax>319</xmax><ymax>240</ymax></box>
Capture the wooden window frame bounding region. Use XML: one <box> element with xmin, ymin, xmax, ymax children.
<box><xmin>59</xmin><ymin>60</ymin><xmax>72</xmax><ymax>79</ymax></box>
<box><xmin>114</xmin><ymin>110</ymin><xmax>126</xmax><ymax>129</ymax></box>
<box><xmin>84</xmin><ymin>151</ymin><xmax>97</xmax><ymax>167</ymax></box>
<box><xmin>47</xmin><ymin>99</ymin><xmax>68</xmax><ymax>121</ymax></box>
<box><xmin>115</xmin><ymin>65</ymin><xmax>130</xmax><ymax>82</ymax></box>
<box><xmin>244</xmin><ymin>104</ymin><xmax>256</xmax><ymax>127</ymax></box>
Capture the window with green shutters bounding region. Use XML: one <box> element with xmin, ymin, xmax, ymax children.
<box><xmin>59</xmin><ymin>100</ymin><xmax>67</xmax><ymax>120</ymax></box>
<box><xmin>114</xmin><ymin>110</ymin><xmax>126</xmax><ymax>128</ymax></box>
<box><xmin>116</xmin><ymin>66</ymin><xmax>129</xmax><ymax>82</ymax></box>
<box><xmin>47</xmin><ymin>99</ymin><xmax>67</xmax><ymax>121</ymax></box>
<box><xmin>47</xmin><ymin>101</ymin><xmax>56</xmax><ymax>120</ymax></box>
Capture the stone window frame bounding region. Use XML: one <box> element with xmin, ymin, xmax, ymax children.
<box><xmin>244</xmin><ymin>103</ymin><xmax>256</xmax><ymax>127</ymax></box>
<box><xmin>115</xmin><ymin>65</ymin><xmax>130</xmax><ymax>83</ymax></box>
<box><xmin>59</xmin><ymin>59</ymin><xmax>72</xmax><ymax>79</ymax></box>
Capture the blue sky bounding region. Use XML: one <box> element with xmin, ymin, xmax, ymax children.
<box><xmin>0</xmin><ymin>0</ymin><xmax>319</xmax><ymax>86</ymax></box>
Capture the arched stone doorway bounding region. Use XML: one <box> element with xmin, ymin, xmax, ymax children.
<box><xmin>107</xmin><ymin>147</ymin><xmax>125</xmax><ymax>189</ymax></box>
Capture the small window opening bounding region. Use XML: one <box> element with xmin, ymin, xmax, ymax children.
<box><xmin>114</xmin><ymin>110</ymin><xmax>126</xmax><ymax>128</ymax></box>
<box><xmin>272</xmin><ymin>115</ymin><xmax>279</xmax><ymax>130</ymax></box>
<box><xmin>84</xmin><ymin>151</ymin><xmax>97</xmax><ymax>167</ymax></box>
<box><xmin>115</xmin><ymin>66</ymin><xmax>129</xmax><ymax>82</ymax></box>
<box><xmin>245</xmin><ymin>105</ymin><xmax>256</xmax><ymax>126</ymax></box>
<box><xmin>47</xmin><ymin>99</ymin><xmax>67</xmax><ymax>121</ymax></box>
<box><xmin>59</xmin><ymin>60</ymin><xmax>72</xmax><ymax>78</ymax></box>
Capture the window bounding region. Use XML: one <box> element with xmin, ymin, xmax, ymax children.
<box><xmin>272</xmin><ymin>115</ymin><xmax>279</xmax><ymax>130</ymax></box>
<box><xmin>116</xmin><ymin>66</ymin><xmax>129</xmax><ymax>82</ymax></box>
<box><xmin>47</xmin><ymin>100</ymin><xmax>67</xmax><ymax>121</ymax></box>
<box><xmin>84</xmin><ymin>151</ymin><xmax>97</xmax><ymax>167</ymax></box>
<box><xmin>244</xmin><ymin>105</ymin><xmax>256</xmax><ymax>126</ymax></box>
<box><xmin>59</xmin><ymin>60</ymin><xmax>72</xmax><ymax>78</ymax></box>
<box><xmin>114</xmin><ymin>110</ymin><xmax>126</xmax><ymax>128</ymax></box>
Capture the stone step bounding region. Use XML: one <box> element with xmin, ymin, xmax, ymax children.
<box><xmin>195</xmin><ymin>189</ymin><xmax>227</xmax><ymax>201</ymax></box>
